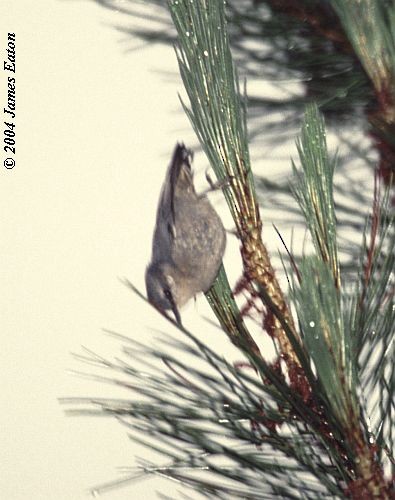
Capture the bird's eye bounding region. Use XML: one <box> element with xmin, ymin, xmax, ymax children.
<box><xmin>163</xmin><ymin>288</ymin><xmax>173</xmax><ymax>301</ymax></box>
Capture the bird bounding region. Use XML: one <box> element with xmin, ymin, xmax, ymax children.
<box><xmin>145</xmin><ymin>143</ymin><xmax>226</xmax><ymax>325</ymax></box>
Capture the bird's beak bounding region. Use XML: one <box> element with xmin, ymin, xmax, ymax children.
<box><xmin>168</xmin><ymin>295</ymin><xmax>182</xmax><ymax>326</ymax></box>
<box><xmin>171</xmin><ymin>302</ymin><xmax>182</xmax><ymax>327</ymax></box>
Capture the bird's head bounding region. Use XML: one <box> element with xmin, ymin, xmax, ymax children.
<box><xmin>145</xmin><ymin>261</ymin><xmax>194</xmax><ymax>325</ymax></box>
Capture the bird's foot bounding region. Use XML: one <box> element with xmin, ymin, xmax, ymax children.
<box><xmin>197</xmin><ymin>167</ymin><xmax>233</xmax><ymax>198</ymax></box>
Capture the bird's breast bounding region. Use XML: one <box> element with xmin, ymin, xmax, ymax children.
<box><xmin>171</xmin><ymin>195</ymin><xmax>226</xmax><ymax>290</ymax></box>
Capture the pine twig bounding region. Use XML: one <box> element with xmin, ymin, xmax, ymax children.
<box><xmin>169</xmin><ymin>0</ymin><xmax>301</xmax><ymax>370</ymax></box>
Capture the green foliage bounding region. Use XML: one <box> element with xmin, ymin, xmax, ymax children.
<box><xmin>349</xmin><ymin>188</ymin><xmax>395</xmax><ymax>470</ymax></box>
<box><xmin>331</xmin><ymin>0</ymin><xmax>395</xmax><ymax>92</ymax></box>
<box><xmin>66</xmin><ymin>329</ymin><xmax>345</xmax><ymax>498</ymax></box>
<box><xmin>291</xmin><ymin>104</ymin><xmax>394</xmax><ymax>477</ymax></box>
<box><xmin>169</xmin><ymin>0</ymin><xmax>257</xmax><ymax>228</ymax></box>
<box><xmin>292</xmin><ymin>105</ymin><xmax>340</xmax><ymax>287</ymax></box>
<box><xmin>290</xmin><ymin>104</ymin><xmax>356</xmax><ymax>425</ymax></box>
<box><xmin>205</xmin><ymin>264</ymin><xmax>260</xmax><ymax>356</ymax></box>
<box><xmin>291</xmin><ymin>256</ymin><xmax>355</xmax><ymax>426</ymax></box>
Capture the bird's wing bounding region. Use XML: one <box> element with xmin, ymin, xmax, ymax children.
<box><xmin>151</xmin><ymin>143</ymin><xmax>195</xmax><ymax>262</ymax></box>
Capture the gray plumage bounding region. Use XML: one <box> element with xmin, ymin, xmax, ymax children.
<box><xmin>145</xmin><ymin>143</ymin><xmax>226</xmax><ymax>323</ymax></box>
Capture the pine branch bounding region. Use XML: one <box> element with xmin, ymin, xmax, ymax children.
<box><xmin>205</xmin><ymin>264</ymin><xmax>263</xmax><ymax>359</ymax></box>
<box><xmin>64</xmin><ymin>329</ymin><xmax>346</xmax><ymax>499</ymax></box>
<box><xmin>330</xmin><ymin>0</ymin><xmax>395</xmax><ymax>100</ymax></box>
<box><xmin>291</xmin><ymin>105</ymin><xmax>393</xmax><ymax>498</ymax></box>
<box><xmin>169</xmin><ymin>0</ymin><xmax>302</xmax><ymax>371</ymax></box>
<box><xmin>292</xmin><ymin>104</ymin><xmax>340</xmax><ymax>289</ymax></box>
<box><xmin>348</xmin><ymin>183</ymin><xmax>395</xmax><ymax>474</ymax></box>
<box><xmin>331</xmin><ymin>0</ymin><xmax>395</xmax><ymax>181</ymax></box>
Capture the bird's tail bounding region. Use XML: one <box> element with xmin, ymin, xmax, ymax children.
<box><xmin>157</xmin><ymin>143</ymin><xmax>195</xmax><ymax>225</ymax></box>
<box><xmin>168</xmin><ymin>142</ymin><xmax>194</xmax><ymax>192</ymax></box>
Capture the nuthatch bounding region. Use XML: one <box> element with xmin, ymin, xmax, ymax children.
<box><xmin>145</xmin><ymin>143</ymin><xmax>226</xmax><ymax>324</ymax></box>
